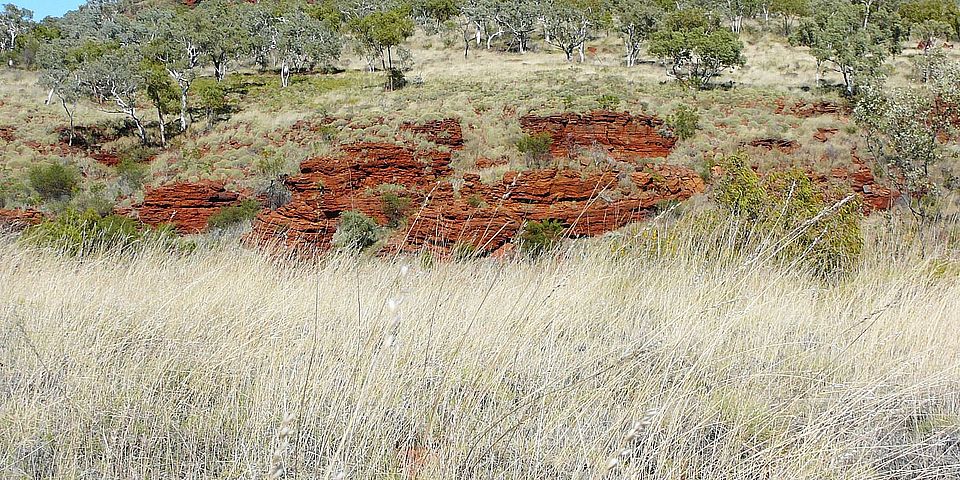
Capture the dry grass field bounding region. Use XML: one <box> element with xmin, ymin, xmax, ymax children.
<box><xmin>1</xmin><ymin>214</ymin><xmax>958</xmax><ymax>479</ymax></box>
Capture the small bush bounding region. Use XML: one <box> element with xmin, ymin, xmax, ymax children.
<box><xmin>195</xmin><ymin>78</ymin><xmax>228</xmax><ymax>125</ymax></box>
<box><xmin>452</xmin><ymin>241</ymin><xmax>479</xmax><ymax>260</ymax></box>
<box><xmin>381</xmin><ymin>191</ymin><xmax>412</xmax><ymax>227</ymax></box>
<box><xmin>519</xmin><ymin>219</ymin><xmax>566</xmax><ymax>256</ymax></box>
<box><xmin>256</xmin><ymin>148</ymin><xmax>288</xmax><ymax>177</ymax></box>
<box><xmin>517</xmin><ymin>133</ymin><xmax>553</xmax><ymax>168</ymax></box>
<box><xmin>666</xmin><ymin>104</ymin><xmax>700</xmax><ymax>141</ymax></box>
<box><xmin>713</xmin><ymin>153</ymin><xmax>864</xmax><ymax>276</ymax></box>
<box><xmin>21</xmin><ymin>209</ymin><xmax>178</xmax><ymax>256</ymax></box>
<box><xmin>597</xmin><ymin>94</ymin><xmax>621</xmax><ymax>110</ymax></box>
<box><xmin>207</xmin><ymin>199</ymin><xmax>262</xmax><ymax>230</ymax></box>
<box><xmin>116</xmin><ymin>156</ymin><xmax>150</xmax><ymax>189</ymax></box>
<box><xmin>332</xmin><ymin>210</ymin><xmax>381</xmax><ymax>251</ymax></box>
<box><xmin>28</xmin><ymin>163</ymin><xmax>80</xmax><ymax>201</ymax></box>
<box><xmin>466</xmin><ymin>194</ymin><xmax>486</xmax><ymax>208</ymax></box>
<box><xmin>384</xmin><ymin>68</ymin><xmax>407</xmax><ymax>91</ymax></box>
<box><xmin>0</xmin><ymin>177</ymin><xmax>28</xmax><ymax>208</ymax></box>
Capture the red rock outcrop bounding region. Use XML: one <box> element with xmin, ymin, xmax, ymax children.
<box><xmin>130</xmin><ymin>181</ymin><xmax>247</xmax><ymax>233</ymax></box>
<box><xmin>746</xmin><ymin>138</ymin><xmax>800</xmax><ymax>153</ymax></box>
<box><xmin>400</xmin><ymin>118</ymin><xmax>464</xmax><ymax>150</ymax></box>
<box><xmin>519</xmin><ymin>111</ymin><xmax>676</xmax><ymax>160</ymax></box>
<box><xmin>249</xmin><ymin>141</ymin><xmax>706</xmax><ymax>254</ymax></box>
<box><xmin>0</xmin><ymin>208</ymin><xmax>45</xmax><ymax>230</ymax></box>
<box><xmin>829</xmin><ymin>163</ymin><xmax>899</xmax><ymax>212</ymax></box>
<box><xmin>250</xmin><ymin>142</ymin><xmax>453</xmax><ymax>250</ymax></box>
<box><xmin>813</xmin><ymin>128</ymin><xmax>839</xmax><ymax>142</ymax></box>
<box><xmin>0</xmin><ymin>126</ymin><xmax>14</xmax><ymax>142</ymax></box>
<box><xmin>401</xmin><ymin>165</ymin><xmax>705</xmax><ymax>254</ymax></box>
<box><xmin>775</xmin><ymin>99</ymin><xmax>849</xmax><ymax>117</ymax></box>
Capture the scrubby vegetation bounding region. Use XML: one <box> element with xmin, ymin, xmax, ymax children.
<box><xmin>20</xmin><ymin>209</ymin><xmax>179</xmax><ymax>255</ymax></box>
<box><xmin>333</xmin><ymin>210</ymin><xmax>382</xmax><ymax>251</ymax></box>
<box><xmin>207</xmin><ymin>199</ymin><xmax>262</xmax><ymax>230</ymax></box>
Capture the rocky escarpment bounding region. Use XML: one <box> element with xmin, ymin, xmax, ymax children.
<box><xmin>519</xmin><ymin>111</ymin><xmax>677</xmax><ymax>160</ymax></box>
<box><xmin>250</xmin><ymin>142</ymin><xmax>454</xmax><ymax>250</ymax></box>
<box><xmin>248</xmin><ymin>137</ymin><xmax>706</xmax><ymax>254</ymax></box>
<box><xmin>128</xmin><ymin>181</ymin><xmax>248</xmax><ymax>233</ymax></box>
<box><xmin>400</xmin><ymin>165</ymin><xmax>705</xmax><ymax>255</ymax></box>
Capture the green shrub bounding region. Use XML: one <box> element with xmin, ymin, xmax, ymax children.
<box><xmin>666</xmin><ymin>104</ymin><xmax>700</xmax><ymax>141</ymax></box>
<box><xmin>332</xmin><ymin>210</ymin><xmax>382</xmax><ymax>251</ymax></box>
<box><xmin>116</xmin><ymin>159</ymin><xmax>148</xmax><ymax>189</ymax></box>
<box><xmin>256</xmin><ymin>147</ymin><xmax>287</xmax><ymax>176</ymax></box>
<box><xmin>597</xmin><ymin>94</ymin><xmax>621</xmax><ymax>110</ymax></box>
<box><xmin>28</xmin><ymin>163</ymin><xmax>80</xmax><ymax>201</ymax></box>
<box><xmin>466</xmin><ymin>194</ymin><xmax>486</xmax><ymax>208</ymax></box>
<box><xmin>207</xmin><ymin>199</ymin><xmax>262</xmax><ymax>230</ymax></box>
<box><xmin>194</xmin><ymin>78</ymin><xmax>228</xmax><ymax>125</ymax></box>
<box><xmin>0</xmin><ymin>176</ymin><xmax>28</xmax><ymax>208</ymax></box>
<box><xmin>517</xmin><ymin>133</ymin><xmax>553</xmax><ymax>168</ymax></box>
<box><xmin>70</xmin><ymin>183</ymin><xmax>115</xmax><ymax>217</ymax></box>
<box><xmin>519</xmin><ymin>219</ymin><xmax>566</xmax><ymax>256</ymax></box>
<box><xmin>452</xmin><ymin>241</ymin><xmax>479</xmax><ymax>260</ymax></box>
<box><xmin>713</xmin><ymin>153</ymin><xmax>864</xmax><ymax>276</ymax></box>
<box><xmin>21</xmin><ymin>209</ymin><xmax>178</xmax><ymax>256</ymax></box>
<box><xmin>381</xmin><ymin>191</ymin><xmax>412</xmax><ymax>227</ymax></box>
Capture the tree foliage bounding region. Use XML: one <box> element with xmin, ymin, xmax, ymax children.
<box><xmin>648</xmin><ymin>9</ymin><xmax>746</xmax><ymax>89</ymax></box>
<box><xmin>854</xmin><ymin>61</ymin><xmax>960</xmax><ymax>219</ymax></box>
<box><xmin>792</xmin><ymin>0</ymin><xmax>905</xmax><ymax>94</ymax></box>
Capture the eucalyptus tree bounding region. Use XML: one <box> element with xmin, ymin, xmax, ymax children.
<box><xmin>648</xmin><ymin>9</ymin><xmax>746</xmax><ymax>88</ymax></box>
<box><xmin>37</xmin><ymin>40</ymin><xmax>84</xmax><ymax>145</ymax></box>
<box><xmin>192</xmin><ymin>0</ymin><xmax>250</xmax><ymax>82</ymax></box>
<box><xmin>349</xmin><ymin>5</ymin><xmax>415</xmax><ymax>71</ymax></box>
<box><xmin>138</xmin><ymin>8</ymin><xmax>203</xmax><ymax>132</ymax></box>
<box><xmin>792</xmin><ymin>0</ymin><xmax>904</xmax><ymax>94</ymax></box>
<box><xmin>770</xmin><ymin>0</ymin><xmax>808</xmax><ymax>35</ymax></box>
<box><xmin>491</xmin><ymin>0</ymin><xmax>539</xmax><ymax>53</ymax></box>
<box><xmin>0</xmin><ymin>3</ymin><xmax>33</xmax><ymax>52</ymax></box>
<box><xmin>542</xmin><ymin>0</ymin><xmax>608</xmax><ymax>62</ymax></box>
<box><xmin>854</xmin><ymin>62</ymin><xmax>960</xmax><ymax>220</ymax></box>
<box><xmin>84</xmin><ymin>46</ymin><xmax>151</xmax><ymax>144</ymax></box>
<box><xmin>617</xmin><ymin>0</ymin><xmax>664</xmax><ymax>66</ymax></box>
<box><xmin>273</xmin><ymin>8</ymin><xmax>342</xmax><ymax>87</ymax></box>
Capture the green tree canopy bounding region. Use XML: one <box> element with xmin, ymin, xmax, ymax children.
<box><xmin>648</xmin><ymin>9</ymin><xmax>746</xmax><ymax>89</ymax></box>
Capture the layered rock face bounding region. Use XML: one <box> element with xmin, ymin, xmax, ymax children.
<box><xmin>775</xmin><ymin>99</ymin><xmax>849</xmax><ymax>117</ymax></box>
<box><xmin>747</xmin><ymin>138</ymin><xmax>800</xmax><ymax>153</ymax></box>
<box><xmin>249</xmin><ymin>138</ymin><xmax>706</xmax><ymax>254</ymax></box>
<box><xmin>519</xmin><ymin>111</ymin><xmax>677</xmax><ymax>160</ymax></box>
<box><xmin>400</xmin><ymin>118</ymin><xmax>464</xmax><ymax>150</ymax></box>
<box><xmin>130</xmin><ymin>181</ymin><xmax>246</xmax><ymax>233</ymax></box>
<box><xmin>250</xmin><ymin>142</ymin><xmax>454</xmax><ymax>250</ymax></box>
<box><xmin>401</xmin><ymin>165</ymin><xmax>705</xmax><ymax>254</ymax></box>
<box><xmin>0</xmin><ymin>209</ymin><xmax>45</xmax><ymax>230</ymax></box>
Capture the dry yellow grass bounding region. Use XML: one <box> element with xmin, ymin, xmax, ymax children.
<box><xmin>0</xmin><ymin>215</ymin><xmax>958</xmax><ymax>479</ymax></box>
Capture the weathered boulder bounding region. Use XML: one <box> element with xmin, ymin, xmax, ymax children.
<box><xmin>829</xmin><ymin>163</ymin><xmax>899</xmax><ymax>212</ymax></box>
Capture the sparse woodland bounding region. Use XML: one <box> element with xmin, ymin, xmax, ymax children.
<box><xmin>0</xmin><ymin>0</ymin><xmax>959</xmax><ymax>479</ymax></box>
